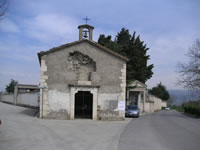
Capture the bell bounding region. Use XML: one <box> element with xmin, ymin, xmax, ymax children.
<box><xmin>83</xmin><ymin>30</ymin><xmax>88</xmax><ymax>38</ymax></box>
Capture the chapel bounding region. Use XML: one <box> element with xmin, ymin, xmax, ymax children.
<box><xmin>38</xmin><ymin>24</ymin><xmax>128</xmax><ymax>120</ymax></box>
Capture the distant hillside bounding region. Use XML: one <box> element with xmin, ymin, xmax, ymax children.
<box><xmin>169</xmin><ymin>90</ymin><xmax>200</xmax><ymax>105</ymax></box>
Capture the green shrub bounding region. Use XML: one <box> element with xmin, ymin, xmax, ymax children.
<box><xmin>183</xmin><ymin>101</ymin><xmax>200</xmax><ymax>117</ymax></box>
<box><xmin>171</xmin><ymin>105</ymin><xmax>184</xmax><ymax>112</ymax></box>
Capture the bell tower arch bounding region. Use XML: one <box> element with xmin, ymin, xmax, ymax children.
<box><xmin>78</xmin><ymin>24</ymin><xmax>94</xmax><ymax>41</ymax></box>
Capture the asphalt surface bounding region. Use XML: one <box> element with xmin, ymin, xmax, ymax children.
<box><xmin>0</xmin><ymin>102</ymin><xmax>129</xmax><ymax>150</ymax></box>
<box><xmin>1</xmin><ymin>102</ymin><xmax>200</xmax><ymax>150</ymax></box>
<box><xmin>118</xmin><ymin>110</ymin><xmax>200</xmax><ymax>150</ymax></box>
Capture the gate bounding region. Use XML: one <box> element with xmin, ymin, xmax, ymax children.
<box><xmin>75</xmin><ymin>91</ymin><xmax>93</xmax><ymax>119</ymax></box>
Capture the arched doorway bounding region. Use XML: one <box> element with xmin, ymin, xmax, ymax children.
<box><xmin>75</xmin><ymin>91</ymin><xmax>93</xmax><ymax>119</ymax></box>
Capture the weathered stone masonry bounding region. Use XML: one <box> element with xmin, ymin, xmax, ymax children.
<box><xmin>38</xmin><ymin>24</ymin><xmax>128</xmax><ymax>120</ymax></box>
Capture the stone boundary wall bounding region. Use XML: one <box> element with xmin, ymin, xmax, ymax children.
<box><xmin>0</xmin><ymin>92</ymin><xmax>39</xmax><ymax>108</ymax></box>
<box><xmin>17</xmin><ymin>92</ymin><xmax>39</xmax><ymax>108</ymax></box>
<box><xmin>144</xmin><ymin>102</ymin><xmax>154</xmax><ymax>113</ymax></box>
<box><xmin>0</xmin><ymin>94</ymin><xmax>14</xmax><ymax>104</ymax></box>
<box><xmin>161</xmin><ymin>101</ymin><xmax>167</xmax><ymax>108</ymax></box>
<box><xmin>139</xmin><ymin>102</ymin><xmax>154</xmax><ymax>113</ymax></box>
<box><xmin>149</xmin><ymin>95</ymin><xmax>167</xmax><ymax>111</ymax></box>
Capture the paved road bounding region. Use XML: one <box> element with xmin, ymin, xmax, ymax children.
<box><xmin>0</xmin><ymin>102</ymin><xmax>129</xmax><ymax>150</ymax></box>
<box><xmin>1</xmin><ymin>102</ymin><xmax>200</xmax><ymax>150</ymax></box>
<box><xmin>118</xmin><ymin>110</ymin><xmax>200</xmax><ymax>150</ymax></box>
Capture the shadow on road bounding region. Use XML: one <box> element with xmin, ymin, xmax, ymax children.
<box><xmin>19</xmin><ymin>108</ymin><xmax>39</xmax><ymax>117</ymax></box>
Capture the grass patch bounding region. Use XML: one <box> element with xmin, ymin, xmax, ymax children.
<box><xmin>170</xmin><ymin>105</ymin><xmax>184</xmax><ymax>112</ymax></box>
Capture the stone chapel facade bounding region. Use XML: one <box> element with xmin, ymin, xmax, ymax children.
<box><xmin>38</xmin><ymin>24</ymin><xmax>128</xmax><ymax>120</ymax></box>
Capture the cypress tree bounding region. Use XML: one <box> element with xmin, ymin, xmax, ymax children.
<box><xmin>98</xmin><ymin>28</ymin><xmax>154</xmax><ymax>84</ymax></box>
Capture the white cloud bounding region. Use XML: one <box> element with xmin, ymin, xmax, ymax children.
<box><xmin>143</xmin><ymin>32</ymin><xmax>199</xmax><ymax>89</ymax></box>
<box><xmin>0</xmin><ymin>19</ymin><xmax>20</xmax><ymax>33</ymax></box>
<box><xmin>0</xmin><ymin>14</ymin><xmax>82</xmax><ymax>91</ymax></box>
<box><xmin>25</xmin><ymin>14</ymin><xmax>80</xmax><ymax>43</ymax></box>
<box><xmin>146</xmin><ymin>67</ymin><xmax>182</xmax><ymax>89</ymax></box>
<box><xmin>1</xmin><ymin>0</ymin><xmax>199</xmax><ymax>91</ymax></box>
<box><xmin>0</xmin><ymin>41</ymin><xmax>47</xmax><ymax>62</ymax></box>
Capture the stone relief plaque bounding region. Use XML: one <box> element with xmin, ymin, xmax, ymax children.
<box><xmin>68</xmin><ymin>51</ymin><xmax>96</xmax><ymax>81</ymax></box>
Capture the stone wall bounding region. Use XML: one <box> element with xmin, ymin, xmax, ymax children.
<box><xmin>0</xmin><ymin>92</ymin><xmax>39</xmax><ymax>108</ymax></box>
<box><xmin>0</xmin><ymin>94</ymin><xmax>14</xmax><ymax>104</ymax></box>
<box><xmin>98</xmin><ymin>93</ymin><xmax>122</xmax><ymax>120</ymax></box>
<box><xmin>17</xmin><ymin>92</ymin><xmax>39</xmax><ymax>107</ymax></box>
<box><xmin>161</xmin><ymin>101</ymin><xmax>167</xmax><ymax>108</ymax></box>
<box><xmin>138</xmin><ymin>95</ymin><xmax>167</xmax><ymax>113</ymax></box>
<box><xmin>144</xmin><ymin>102</ymin><xmax>154</xmax><ymax>113</ymax></box>
<box><xmin>43</xmin><ymin>42</ymin><xmax>125</xmax><ymax>93</ymax></box>
<box><xmin>149</xmin><ymin>95</ymin><xmax>164</xmax><ymax>111</ymax></box>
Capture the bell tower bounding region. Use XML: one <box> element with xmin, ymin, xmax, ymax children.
<box><xmin>78</xmin><ymin>16</ymin><xmax>94</xmax><ymax>41</ymax></box>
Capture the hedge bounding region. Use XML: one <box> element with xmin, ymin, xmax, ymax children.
<box><xmin>183</xmin><ymin>101</ymin><xmax>200</xmax><ymax>117</ymax></box>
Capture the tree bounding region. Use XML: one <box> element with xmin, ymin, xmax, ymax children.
<box><xmin>177</xmin><ymin>39</ymin><xmax>200</xmax><ymax>90</ymax></box>
<box><xmin>98</xmin><ymin>28</ymin><xmax>154</xmax><ymax>84</ymax></box>
<box><xmin>0</xmin><ymin>0</ymin><xmax>8</xmax><ymax>18</ymax></box>
<box><xmin>5</xmin><ymin>79</ymin><xmax>18</xmax><ymax>93</ymax></box>
<box><xmin>149</xmin><ymin>82</ymin><xmax>170</xmax><ymax>101</ymax></box>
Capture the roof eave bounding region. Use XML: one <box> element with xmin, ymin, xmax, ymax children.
<box><xmin>37</xmin><ymin>39</ymin><xmax>129</xmax><ymax>63</ymax></box>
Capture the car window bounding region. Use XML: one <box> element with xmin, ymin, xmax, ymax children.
<box><xmin>127</xmin><ymin>105</ymin><xmax>137</xmax><ymax>109</ymax></box>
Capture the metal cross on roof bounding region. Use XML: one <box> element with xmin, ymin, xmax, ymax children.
<box><xmin>83</xmin><ymin>16</ymin><xmax>90</xmax><ymax>24</ymax></box>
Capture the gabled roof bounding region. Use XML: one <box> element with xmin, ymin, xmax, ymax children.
<box><xmin>78</xmin><ymin>24</ymin><xmax>94</xmax><ymax>29</ymax></box>
<box><xmin>37</xmin><ymin>39</ymin><xmax>129</xmax><ymax>64</ymax></box>
<box><xmin>127</xmin><ymin>80</ymin><xmax>147</xmax><ymax>88</ymax></box>
<box><xmin>16</xmin><ymin>84</ymin><xmax>39</xmax><ymax>89</ymax></box>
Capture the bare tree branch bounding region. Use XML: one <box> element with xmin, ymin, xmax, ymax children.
<box><xmin>0</xmin><ymin>0</ymin><xmax>8</xmax><ymax>17</ymax></box>
<box><xmin>177</xmin><ymin>39</ymin><xmax>200</xmax><ymax>90</ymax></box>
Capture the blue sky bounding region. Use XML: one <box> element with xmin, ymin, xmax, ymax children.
<box><xmin>0</xmin><ymin>0</ymin><xmax>200</xmax><ymax>91</ymax></box>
